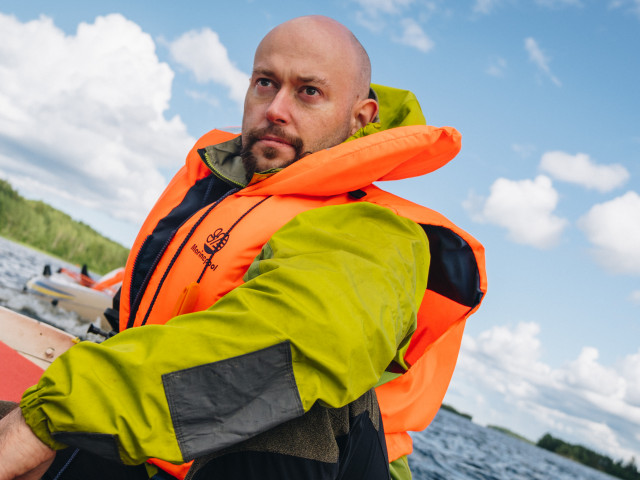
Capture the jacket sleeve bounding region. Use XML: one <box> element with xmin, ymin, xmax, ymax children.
<box><xmin>20</xmin><ymin>202</ymin><xmax>429</xmax><ymax>465</ymax></box>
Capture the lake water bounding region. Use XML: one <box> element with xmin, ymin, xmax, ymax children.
<box><xmin>0</xmin><ymin>236</ymin><xmax>619</xmax><ymax>480</ymax></box>
<box><xmin>0</xmin><ymin>236</ymin><xmax>95</xmax><ymax>337</ymax></box>
<box><xmin>410</xmin><ymin>409</ymin><xmax>618</xmax><ymax>480</ymax></box>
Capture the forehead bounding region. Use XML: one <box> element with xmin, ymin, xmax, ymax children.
<box><xmin>252</xmin><ymin>24</ymin><xmax>356</xmax><ymax>86</ymax></box>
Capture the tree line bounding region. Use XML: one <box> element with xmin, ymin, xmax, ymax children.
<box><xmin>538</xmin><ymin>433</ymin><xmax>639</xmax><ymax>480</ymax></box>
<box><xmin>440</xmin><ymin>403</ymin><xmax>473</xmax><ymax>420</ymax></box>
<box><xmin>0</xmin><ymin>179</ymin><xmax>129</xmax><ymax>275</ymax></box>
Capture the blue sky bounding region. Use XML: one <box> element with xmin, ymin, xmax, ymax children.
<box><xmin>1</xmin><ymin>0</ymin><xmax>639</xmax><ymax>464</ymax></box>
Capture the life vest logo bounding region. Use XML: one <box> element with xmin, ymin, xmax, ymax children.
<box><xmin>204</xmin><ymin>228</ymin><xmax>229</xmax><ymax>255</ymax></box>
<box><xmin>190</xmin><ymin>228</ymin><xmax>229</xmax><ymax>271</ymax></box>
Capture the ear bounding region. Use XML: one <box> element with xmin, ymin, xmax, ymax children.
<box><xmin>350</xmin><ymin>98</ymin><xmax>379</xmax><ymax>135</ymax></box>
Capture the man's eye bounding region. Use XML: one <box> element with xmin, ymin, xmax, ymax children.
<box><xmin>257</xmin><ymin>78</ymin><xmax>272</xmax><ymax>88</ymax></box>
<box><xmin>303</xmin><ymin>86</ymin><xmax>319</xmax><ymax>96</ymax></box>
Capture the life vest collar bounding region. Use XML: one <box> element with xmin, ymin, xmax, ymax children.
<box><xmin>241</xmin><ymin>124</ymin><xmax>461</xmax><ymax>197</ymax></box>
<box><xmin>195</xmin><ymin>124</ymin><xmax>461</xmax><ymax>199</ymax></box>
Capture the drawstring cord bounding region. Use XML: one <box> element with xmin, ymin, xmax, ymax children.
<box><xmin>196</xmin><ymin>196</ymin><xmax>270</xmax><ymax>283</ymax></box>
<box><xmin>50</xmin><ymin>448</ymin><xmax>79</xmax><ymax>480</ymax></box>
<box><xmin>141</xmin><ymin>193</ymin><xmax>271</xmax><ymax>325</ymax></box>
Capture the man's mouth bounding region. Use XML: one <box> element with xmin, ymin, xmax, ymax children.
<box><xmin>259</xmin><ymin>135</ymin><xmax>292</xmax><ymax>147</ymax></box>
<box><xmin>242</xmin><ymin>126</ymin><xmax>304</xmax><ymax>159</ymax></box>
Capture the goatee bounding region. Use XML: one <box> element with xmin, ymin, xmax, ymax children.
<box><xmin>241</xmin><ymin>126</ymin><xmax>306</xmax><ymax>181</ymax></box>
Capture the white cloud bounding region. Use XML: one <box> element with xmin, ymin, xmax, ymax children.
<box><xmin>0</xmin><ymin>13</ymin><xmax>194</xmax><ymax>234</ymax></box>
<box><xmin>473</xmin><ymin>0</ymin><xmax>502</xmax><ymax>14</ymax></box>
<box><xmin>630</xmin><ymin>290</ymin><xmax>640</xmax><ymax>305</ymax></box>
<box><xmin>578</xmin><ymin>191</ymin><xmax>640</xmax><ymax>274</ymax></box>
<box><xmin>473</xmin><ymin>0</ymin><xmax>580</xmax><ymax>15</ymax></box>
<box><xmin>167</xmin><ymin>28</ymin><xmax>249</xmax><ymax>106</ymax></box>
<box><xmin>394</xmin><ymin>18</ymin><xmax>434</xmax><ymax>53</ymax></box>
<box><xmin>186</xmin><ymin>89</ymin><xmax>221</xmax><ymax>108</ymax></box>
<box><xmin>466</xmin><ymin>322</ymin><xmax>544</xmax><ymax>370</ymax></box>
<box><xmin>620</xmin><ymin>351</ymin><xmax>640</xmax><ymax>406</ymax></box>
<box><xmin>353</xmin><ymin>0</ymin><xmax>436</xmax><ymax>52</ymax></box>
<box><xmin>512</xmin><ymin>143</ymin><xmax>536</xmax><ymax>158</ymax></box>
<box><xmin>353</xmin><ymin>0</ymin><xmax>415</xmax><ymax>14</ymax></box>
<box><xmin>453</xmin><ymin>322</ymin><xmax>640</xmax><ymax>461</ymax></box>
<box><xmin>563</xmin><ymin>347</ymin><xmax>625</xmax><ymax>396</ymax></box>
<box><xmin>609</xmin><ymin>0</ymin><xmax>640</xmax><ymax>19</ymax></box>
<box><xmin>354</xmin><ymin>10</ymin><xmax>386</xmax><ymax>32</ymax></box>
<box><xmin>536</xmin><ymin>0</ymin><xmax>582</xmax><ymax>7</ymax></box>
<box><xmin>540</xmin><ymin>151</ymin><xmax>629</xmax><ymax>192</ymax></box>
<box><xmin>525</xmin><ymin>37</ymin><xmax>562</xmax><ymax>87</ymax></box>
<box><xmin>486</xmin><ymin>55</ymin><xmax>507</xmax><ymax>77</ymax></box>
<box><xmin>465</xmin><ymin>175</ymin><xmax>568</xmax><ymax>249</ymax></box>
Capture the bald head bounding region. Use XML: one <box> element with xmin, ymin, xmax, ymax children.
<box><xmin>241</xmin><ymin>16</ymin><xmax>378</xmax><ymax>175</ymax></box>
<box><xmin>256</xmin><ymin>16</ymin><xmax>372</xmax><ymax>101</ymax></box>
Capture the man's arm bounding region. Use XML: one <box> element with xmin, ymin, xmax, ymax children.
<box><xmin>16</xmin><ymin>202</ymin><xmax>430</xmax><ymax>466</ymax></box>
<box><xmin>0</xmin><ymin>408</ymin><xmax>54</xmax><ymax>480</ymax></box>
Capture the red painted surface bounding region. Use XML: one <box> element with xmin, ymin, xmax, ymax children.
<box><xmin>0</xmin><ymin>340</ymin><xmax>43</xmax><ymax>402</ymax></box>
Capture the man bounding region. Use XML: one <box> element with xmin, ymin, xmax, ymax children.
<box><xmin>0</xmin><ymin>15</ymin><xmax>486</xmax><ymax>480</ymax></box>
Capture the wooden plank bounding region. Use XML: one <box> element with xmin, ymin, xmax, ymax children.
<box><xmin>0</xmin><ymin>306</ymin><xmax>77</xmax><ymax>369</ymax></box>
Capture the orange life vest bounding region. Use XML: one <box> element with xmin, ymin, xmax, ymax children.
<box><xmin>119</xmin><ymin>126</ymin><xmax>487</xmax><ymax>477</ymax></box>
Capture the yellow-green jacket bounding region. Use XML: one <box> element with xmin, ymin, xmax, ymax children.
<box><xmin>20</xmin><ymin>85</ymin><xmax>486</xmax><ymax>477</ymax></box>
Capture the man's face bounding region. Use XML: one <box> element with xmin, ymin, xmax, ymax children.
<box><xmin>241</xmin><ymin>24</ymin><xmax>360</xmax><ymax>174</ymax></box>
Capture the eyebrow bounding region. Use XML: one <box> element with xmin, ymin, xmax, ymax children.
<box><xmin>252</xmin><ymin>68</ymin><xmax>330</xmax><ymax>87</ymax></box>
<box><xmin>298</xmin><ymin>75</ymin><xmax>330</xmax><ymax>87</ymax></box>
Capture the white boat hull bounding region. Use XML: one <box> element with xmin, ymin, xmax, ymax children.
<box><xmin>25</xmin><ymin>272</ymin><xmax>115</xmax><ymax>325</ymax></box>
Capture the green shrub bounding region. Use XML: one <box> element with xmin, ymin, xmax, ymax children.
<box><xmin>0</xmin><ymin>179</ymin><xmax>129</xmax><ymax>274</ymax></box>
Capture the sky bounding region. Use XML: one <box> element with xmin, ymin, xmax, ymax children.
<box><xmin>0</xmin><ymin>0</ymin><xmax>639</xmax><ymax>465</ymax></box>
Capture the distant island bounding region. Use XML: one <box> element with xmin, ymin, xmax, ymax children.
<box><xmin>537</xmin><ymin>433</ymin><xmax>639</xmax><ymax>480</ymax></box>
<box><xmin>0</xmin><ymin>178</ymin><xmax>129</xmax><ymax>275</ymax></box>
<box><xmin>487</xmin><ymin>424</ymin><xmax>533</xmax><ymax>444</ymax></box>
<box><xmin>440</xmin><ymin>403</ymin><xmax>473</xmax><ymax>421</ymax></box>
<box><xmin>440</xmin><ymin>403</ymin><xmax>639</xmax><ymax>480</ymax></box>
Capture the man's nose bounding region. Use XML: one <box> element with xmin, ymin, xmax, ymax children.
<box><xmin>265</xmin><ymin>89</ymin><xmax>292</xmax><ymax>125</ymax></box>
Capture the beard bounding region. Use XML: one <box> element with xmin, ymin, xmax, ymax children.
<box><xmin>241</xmin><ymin>126</ymin><xmax>306</xmax><ymax>181</ymax></box>
<box><xmin>240</xmin><ymin>116</ymin><xmax>353</xmax><ymax>182</ymax></box>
